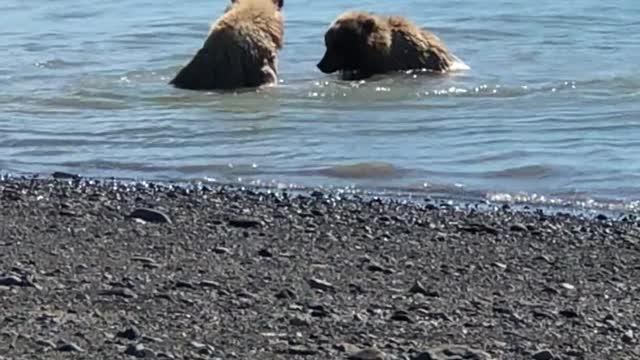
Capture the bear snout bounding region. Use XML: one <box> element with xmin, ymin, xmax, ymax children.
<box><xmin>317</xmin><ymin>52</ymin><xmax>339</xmax><ymax>73</ymax></box>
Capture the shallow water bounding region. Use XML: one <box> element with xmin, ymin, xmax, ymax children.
<box><xmin>2</xmin><ymin>0</ymin><xmax>640</xmax><ymax>210</ymax></box>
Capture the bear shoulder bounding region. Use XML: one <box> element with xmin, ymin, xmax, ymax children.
<box><xmin>386</xmin><ymin>16</ymin><xmax>454</xmax><ymax>72</ymax></box>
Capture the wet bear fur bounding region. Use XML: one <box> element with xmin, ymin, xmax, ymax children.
<box><xmin>170</xmin><ymin>0</ymin><xmax>284</xmax><ymax>90</ymax></box>
<box><xmin>318</xmin><ymin>11</ymin><xmax>459</xmax><ymax>80</ymax></box>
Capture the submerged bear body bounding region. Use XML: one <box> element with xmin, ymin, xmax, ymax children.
<box><xmin>170</xmin><ymin>0</ymin><xmax>284</xmax><ymax>91</ymax></box>
<box><xmin>318</xmin><ymin>11</ymin><xmax>464</xmax><ymax>80</ymax></box>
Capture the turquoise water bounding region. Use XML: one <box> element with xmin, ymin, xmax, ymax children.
<box><xmin>1</xmin><ymin>0</ymin><xmax>640</xmax><ymax>210</ymax></box>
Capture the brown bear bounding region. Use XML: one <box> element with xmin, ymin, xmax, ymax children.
<box><xmin>170</xmin><ymin>0</ymin><xmax>284</xmax><ymax>91</ymax></box>
<box><xmin>317</xmin><ymin>11</ymin><xmax>464</xmax><ymax>80</ymax></box>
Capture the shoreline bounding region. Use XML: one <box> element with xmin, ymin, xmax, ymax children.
<box><xmin>1</xmin><ymin>175</ymin><xmax>639</xmax><ymax>359</ymax></box>
<box><xmin>2</xmin><ymin>171</ymin><xmax>637</xmax><ymax>219</ymax></box>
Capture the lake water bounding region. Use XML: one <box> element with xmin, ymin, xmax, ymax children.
<box><xmin>2</xmin><ymin>0</ymin><xmax>640</xmax><ymax>211</ymax></box>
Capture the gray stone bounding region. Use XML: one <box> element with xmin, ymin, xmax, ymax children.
<box><xmin>228</xmin><ymin>217</ymin><xmax>261</xmax><ymax>228</ymax></box>
<box><xmin>348</xmin><ymin>348</ymin><xmax>386</xmax><ymax>360</ymax></box>
<box><xmin>532</xmin><ymin>349</ymin><xmax>555</xmax><ymax>360</ymax></box>
<box><xmin>308</xmin><ymin>277</ymin><xmax>334</xmax><ymax>292</ymax></box>
<box><xmin>129</xmin><ymin>208</ymin><xmax>172</xmax><ymax>224</ymax></box>
<box><xmin>117</xmin><ymin>326</ymin><xmax>142</xmax><ymax>341</ymax></box>
<box><xmin>57</xmin><ymin>341</ymin><xmax>84</xmax><ymax>352</ymax></box>
<box><xmin>414</xmin><ymin>345</ymin><xmax>493</xmax><ymax>360</ymax></box>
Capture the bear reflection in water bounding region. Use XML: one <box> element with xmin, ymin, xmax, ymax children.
<box><xmin>318</xmin><ymin>11</ymin><xmax>466</xmax><ymax>81</ymax></box>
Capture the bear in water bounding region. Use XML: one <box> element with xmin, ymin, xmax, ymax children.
<box><xmin>317</xmin><ymin>11</ymin><xmax>465</xmax><ymax>81</ymax></box>
<box><xmin>170</xmin><ymin>0</ymin><xmax>284</xmax><ymax>90</ymax></box>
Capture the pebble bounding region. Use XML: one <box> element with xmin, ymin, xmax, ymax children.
<box><xmin>289</xmin><ymin>315</ymin><xmax>311</xmax><ymax>327</ymax></box>
<box><xmin>57</xmin><ymin>341</ymin><xmax>84</xmax><ymax>352</ymax></box>
<box><xmin>258</xmin><ymin>248</ymin><xmax>274</xmax><ymax>257</ymax></box>
<box><xmin>532</xmin><ymin>349</ymin><xmax>555</xmax><ymax>360</ymax></box>
<box><xmin>622</xmin><ymin>330</ymin><xmax>634</xmax><ymax>344</ymax></box>
<box><xmin>308</xmin><ymin>278</ymin><xmax>335</xmax><ymax>292</ymax></box>
<box><xmin>510</xmin><ymin>223</ymin><xmax>528</xmax><ymax>232</ymax></box>
<box><xmin>336</xmin><ymin>342</ymin><xmax>361</xmax><ymax>354</ymax></box>
<box><xmin>408</xmin><ymin>281</ymin><xmax>439</xmax><ymax>297</ymax></box>
<box><xmin>492</xmin><ymin>262</ymin><xmax>508</xmax><ymax>270</ymax></box>
<box><xmin>228</xmin><ymin>217</ymin><xmax>261</xmax><ymax>228</ymax></box>
<box><xmin>125</xmin><ymin>343</ymin><xmax>155</xmax><ymax>358</ymax></box>
<box><xmin>560</xmin><ymin>283</ymin><xmax>575</xmax><ymax>290</ymax></box>
<box><xmin>129</xmin><ymin>208</ymin><xmax>172</xmax><ymax>224</ymax></box>
<box><xmin>347</xmin><ymin>348</ymin><xmax>386</xmax><ymax>360</ymax></box>
<box><xmin>52</xmin><ymin>171</ymin><xmax>81</xmax><ymax>180</ymax></box>
<box><xmin>275</xmin><ymin>288</ymin><xmax>296</xmax><ymax>300</ymax></box>
<box><xmin>367</xmin><ymin>263</ymin><xmax>393</xmax><ymax>274</ymax></box>
<box><xmin>287</xmin><ymin>345</ymin><xmax>318</xmax><ymax>356</ymax></box>
<box><xmin>558</xmin><ymin>308</ymin><xmax>580</xmax><ymax>318</ymax></box>
<box><xmin>199</xmin><ymin>280</ymin><xmax>221</xmax><ymax>289</ymax></box>
<box><xmin>35</xmin><ymin>339</ymin><xmax>57</xmax><ymax>348</ymax></box>
<box><xmin>0</xmin><ymin>275</ymin><xmax>26</xmax><ymax>287</ymax></box>
<box><xmin>390</xmin><ymin>310</ymin><xmax>413</xmax><ymax>323</ymax></box>
<box><xmin>414</xmin><ymin>345</ymin><xmax>492</xmax><ymax>360</ymax></box>
<box><xmin>212</xmin><ymin>247</ymin><xmax>231</xmax><ymax>255</ymax></box>
<box><xmin>117</xmin><ymin>326</ymin><xmax>142</xmax><ymax>341</ymax></box>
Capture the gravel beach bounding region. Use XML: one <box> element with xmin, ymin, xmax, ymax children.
<box><xmin>1</xmin><ymin>176</ymin><xmax>639</xmax><ymax>359</ymax></box>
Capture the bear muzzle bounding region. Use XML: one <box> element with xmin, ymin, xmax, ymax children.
<box><xmin>317</xmin><ymin>52</ymin><xmax>339</xmax><ymax>74</ymax></box>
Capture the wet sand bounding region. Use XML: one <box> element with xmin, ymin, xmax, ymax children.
<box><xmin>1</xmin><ymin>176</ymin><xmax>639</xmax><ymax>359</ymax></box>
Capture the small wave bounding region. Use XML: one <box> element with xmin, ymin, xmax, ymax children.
<box><xmin>483</xmin><ymin>165</ymin><xmax>560</xmax><ymax>179</ymax></box>
<box><xmin>317</xmin><ymin>162</ymin><xmax>404</xmax><ymax>180</ymax></box>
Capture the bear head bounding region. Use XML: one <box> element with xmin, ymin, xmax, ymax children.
<box><xmin>317</xmin><ymin>12</ymin><xmax>390</xmax><ymax>80</ymax></box>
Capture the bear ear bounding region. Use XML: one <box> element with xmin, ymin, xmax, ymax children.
<box><xmin>362</xmin><ymin>18</ymin><xmax>376</xmax><ymax>33</ymax></box>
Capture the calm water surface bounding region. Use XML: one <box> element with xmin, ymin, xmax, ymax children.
<box><xmin>2</xmin><ymin>0</ymin><xmax>640</xmax><ymax>210</ymax></box>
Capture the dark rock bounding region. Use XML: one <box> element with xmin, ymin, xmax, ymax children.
<box><xmin>558</xmin><ymin>309</ymin><xmax>580</xmax><ymax>318</ymax></box>
<box><xmin>57</xmin><ymin>341</ymin><xmax>84</xmax><ymax>352</ymax></box>
<box><xmin>409</xmin><ymin>281</ymin><xmax>440</xmax><ymax>297</ymax></box>
<box><xmin>460</xmin><ymin>223</ymin><xmax>500</xmax><ymax>235</ymax></box>
<box><xmin>510</xmin><ymin>223</ymin><xmax>528</xmax><ymax>232</ymax></box>
<box><xmin>622</xmin><ymin>330</ymin><xmax>634</xmax><ymax>344</ymax></box>
<box><xmin>258</xmin><ymin>248</ymin><xmax>273</xmax><ymax>257</ymax></box>
<box><xmin>35</xmin><ymin>339</ymin><xmax>56</xmax><ymax>348</ymax></box>
<box><xmin>367</xmin><ymin>263</ymin><xmax>393</xmax><ymax>274</ymax></box>
<box><xmin>117</xmin><ymin>326</ymin><xmax>142</xmax><ymax>341</ymax></box>
<box><xmin>275</xmin><ymin>288</ymin><xmax>296</xmax><ymax>300</ymax></box>
<box><xmin>413</xmin><ymin>345</ymin><xmax>492</xmax><ymax>360</ymax></box>
<box><xmin>0</xmin><ymin>275</ymin><xmax>26</xmax><ymax>287</ymax></box>
<box><xmin>228</xmin><ymin>217</ymin><xmax>261</xmax><ymax>228</ymax></box>
<box><xmin>532</xmin><ymin>349</ymin><xmax>555</xmax><ymax>360</ymax></box>
<box><xmin>129</xmin><ymin>208</ymin><xmax>172</xmax><ymax>224</ymax></box>
<box><xmin>308</xmin><ymin>278</ymin><xmax>334</xmax><ymax>292</ymax></box>
<box><xmin>59</xmin><ymin>210</ymin><xmax>79</xmax><ymax>217</ymax></box>
<box><xmin>175</xmin><ymin>280</ymin><xmax>196</xmax><ymax>289</ymax></box>
<box><xmin>309</xmin><ymin>304</ymin><xmax>331</xmax><ymax>318</ymax></box>
<box><xmin>52</xmin><ymin>171</ymin><xmax>81</xmax><ymax>180</ymax></box>
<box><xmin>125</xmin><ymin>343</ymin><xmax>155</xmax><ymax>358</ymax></box>
<box><xmin>348</xmin><ymin>348</ymin><xmax>386</xmax><ymax>360</ymax></box>
<box><xmin>390</xmin><ymin>310</ymin><xmax>414</xmax><ymax>323</ymax></box>
<box><xmin>289</xmin><ymin>315</ymin><xmax>311</xmax><ymax>327</ymax></box>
